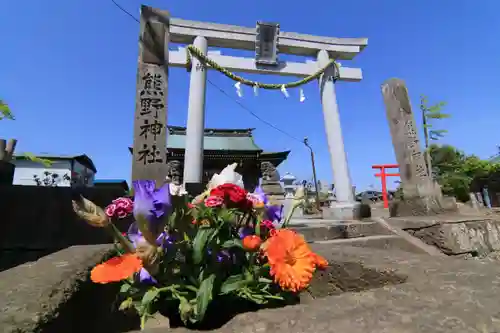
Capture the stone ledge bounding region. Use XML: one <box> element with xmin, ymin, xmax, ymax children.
<box><xmin>387</xmin><ymin>215</ymin><xmax>500</xmax><ymax>256</ymax></box>
<box><xmin>139</xmin><ymin>245</ymin><xmax>500</xmax><ymax>333</ymax></box>
<box><xmin>388</xmin><ymin>214</ymin><xmax>497</xmax><ymax>229</ymax></box>
<box><xmin>4</xmin><ymin>244</ymin><xmax>500</xmax><ymax>332</ymax></box>
<box><xmin>292</xmin><ymin>222</ymin><xmax>393</xmax><ymax>242</ymax></box>
<box><xmin>0</xmin><ymin>244</ymin><xmax>126</xmax><ymax>333</ymax></box>
<box><xmin>408</xmin><ymin>219</ymin><xmax>500</xmax><ymax>255</ymax></box>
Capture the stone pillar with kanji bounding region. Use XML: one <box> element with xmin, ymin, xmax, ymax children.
<box><xmin>131</xmin><ymin>6</ymin><xmax>170</xmax><ymax>186</ymax></box>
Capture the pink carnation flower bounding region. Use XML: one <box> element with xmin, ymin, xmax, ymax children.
<box><xmin>105</xmin><ymin>197</ymin><xmax>134</xmax><ymax>219</ymax></box>
<box><xmin>204</xmin><ymin>195</ymin><xmax>224</xmax><ymax>208</ymax></box>
<box><xmin>105</xmin><ymin>203</ymin><xmax>117</xmax><ymax>218</ymax></box>
<box><xmin>261</xmin><ymin>219</ymin><xmax>275</xmax><ymax>230</ymax></box>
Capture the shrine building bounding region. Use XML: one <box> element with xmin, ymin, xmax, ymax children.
<box><xmin>129</xmin><ymin>126</ymin><xmax>290</xmax><ymax>191</ymax></box>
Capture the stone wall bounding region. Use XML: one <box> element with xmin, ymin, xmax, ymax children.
<box><xmin>0</xmin><ymin>185</ymin><xmax>133</xmax><ymax>271</ymax></box>
<box><xmin>0</xmin><ymin>245</ymin><xmax>140</xmax><ymax>333</ymax></box>
<box><xmin>390</xmin><ymin>216</ymin><xmax>500</xmax><ymax>256</ymax></box>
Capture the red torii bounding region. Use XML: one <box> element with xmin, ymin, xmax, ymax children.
<box><xmin>372</xmin><ymin>164</ymin><xmax>400</xmax><ymax>209</ymax></box>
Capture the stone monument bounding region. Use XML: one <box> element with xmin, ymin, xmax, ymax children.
<box><xmin>131</xmin><ymin>6</ymin><xmax>170</xmax><ymax>186</ymax></box>
<box><xmin>280</xmin><ymin>172</ymin><xmax>297</xmax><ymax>198</ymax></box>
<box><xmin>381</xmin><ymin>78</ymin><xmax>451</xmax><ymax>217</ymax></box>
<box><xmin>260</xmin><ymin>161</ymin><xmax>285</xmax><ymax>199</ymax></box>
<box><xmin>165</xmin><ymin>160</ymin><xmax>182</xmax><ymax>185</ymax></box>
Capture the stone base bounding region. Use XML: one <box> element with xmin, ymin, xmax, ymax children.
<box><xmin>261</xmin><ymin>181</ymin><xmax>285</xmax><ymax>196</ymax></box>
<box><xmin>389</xmin><ymin>195</ymin><xmax>452</xmax><ymax>218</ymax></box>
<box><xmin>322</xmin><ymin>202</ymin><xmax>371</xmax><ymax>220</ymax></box>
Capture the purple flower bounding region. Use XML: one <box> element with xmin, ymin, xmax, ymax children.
<box><xmin>216</xmin><ymin>250</ymin><xmax>232</xmax><ymax>263</ymax></box>
<box><xmin>127</xmin><ymin>222</ymin><xmax>173</xmax><ymax>250</ymax></box>
<box><xmin>132</xmin><ymin>180</ymin><xmax>172</xmax><ymax>244</ymax></box>
<box><xmin>266</xmin><ymin>204</ymin><xmax>284</xmax><ymax>223</ymax></box>
<box><xmin>252</xmin><ymin>187</ymin><xmax>284</xmax><ymax>223</ymax></box>
<box><xmin>238</xmin><ymin>226</ymin><xmax>254</xmax><ymax>239</ymax></box>
<box><xmin>136</xmin><ymin>268</ymin><xmax>157</xmax><ymax>285</ymax></box>
<box><xmin>253</xmin><ymin>186</ymin><xmax>269</xmax><ymax>205</ymax></box>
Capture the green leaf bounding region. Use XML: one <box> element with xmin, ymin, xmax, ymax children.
<box><xmin>119</xmin><ymin>283</ymin><xmax>132</xmax><ymax>294</ymax></box>
<box><xmin>192</xmin><ymin>228</ymin><xmax>217</xmax><ymax>264</ymax></box>
<box><xmin>220</xmin><ymin>274</ymin><xmax>249</xmax><ymax>294</ymax></box>
<box><xmin>141</xmin><ymin>288</ymin><xmax>160</xmax><ymax>306</ymax></box>
<box><xmin>258</xmin><ymin>277</ymin><xmax>273</xmax><ymax>284</ymax></box>
<box><xmin>0</xmin><ymin>100</ymin><xmax>14</xmax><ymax>120</ymax></box>
<box><xmin>241</xmin><ymin>287</ymin><xmax>267</xmax><ymax>304</ymax></box>
<box><xmin>178</xmin><ymin>297</ymin><xmax>194</xmax><ymax>323</ymax></box>
<box><xmin>119</xmin><ymin>297</ymin><xmax>134</xmax><ymax>311</ymax></box>
<box><xmin>427</xmin><ymin>112</ymin><xmax>451</xmax><ymax>119</ymax></box>
<box><xmin>217</xmin><ymin>208</ymin><xmax>235</xmax><ymax>222</ymax></box>
<box><xmin>194</xmin><ymin>273</ymin><xmax>216</xmax><ymax>321</ymax></box>
<box><xmin>169</xmin><ymin>210</ymin><xmax>178</xmax><ymax>229</ymax></box>
<box><xmin>221</xmin><ymin>239</ymin><xmax>243</xmax><ymax>249</ymax></box>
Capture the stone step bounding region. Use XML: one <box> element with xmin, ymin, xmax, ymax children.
<box><xmin>292</xmin><ymin>221</ymin><xmax>392</xmax><ymax>242</ymax></box>
<box><xmin>309</xmin><ymin>235</ymin><xmax>435</xmax><ymax>255</ymax></box>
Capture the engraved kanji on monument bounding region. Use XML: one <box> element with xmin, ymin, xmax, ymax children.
<box><xmin>381</xmin><ymin>78</ymin><xmax>444</xmax><ymax>216</ymax></box>
<box><xmin>131</xmin><ymin>6</ymin><xmax>170</xmax><ymax>185</ymax></box>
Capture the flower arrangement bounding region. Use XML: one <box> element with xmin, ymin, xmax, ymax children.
<box><xmin>72</xmin><ymin>163</ymin><xmax>327</xmax><ymax>329</ymax></box>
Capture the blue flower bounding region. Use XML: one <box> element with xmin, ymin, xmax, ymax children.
<box><xmin>252</xmin><ymin>187</ymin><xmax>284</xmax><ymax>223</ymax></box>
<box><xmin>238</xmin><ymin>226</ymin><xmax>254</xmax><ymax>239</ymax></box>
<box><xmin>253</xmin><ymin>186</ymin><xmax>269</xmax><ymax>205</ymax></box>
<box><xmin>266</xmin><ymin>204</ymin><xmax>284</xmax><ymax>222</ymax></box>
<box><xmin>136</xmin><ymin>268</ymin><xmax>157</xmax><ymax>285</ymax></box>
<box><xmin>132</xmin><ymin>180</ymin><xmax>172</xmax><ymax>245</ymax></box>
<box><xmin>127</xmin><ymin>222</ymin><xmax>174</xmax><ymax>250</ymax></box>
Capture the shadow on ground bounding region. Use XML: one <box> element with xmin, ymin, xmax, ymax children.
<box><xmin>41</xmin><ymin>260</ymin><xmax>408</xmax><ymax>332</ymax></box>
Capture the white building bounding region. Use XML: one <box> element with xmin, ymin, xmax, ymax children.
<box><xmin>12</xmin><ymin>153</ymin><xmax>97</xmax><ymax>187</ymax></box>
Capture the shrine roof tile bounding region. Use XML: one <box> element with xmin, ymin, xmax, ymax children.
<box><xmin>167</xmin><ymin>133</ymin><xmax>262</xmax><ymax>151</ymax></box>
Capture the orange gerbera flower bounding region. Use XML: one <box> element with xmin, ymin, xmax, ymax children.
<box><xmin>91</xmin><ymin>253</ymin><xmax>143</xmax><ymax>284</ymax></box>
<box><xmin>263</xmin><ymin>229</ymin><xmax>316</xmax><ymax>292</ymax></box>
<box><xmin>310</xmin><ymin>252</ymin><xmax>328</xmax><ymax>270</ymax></box>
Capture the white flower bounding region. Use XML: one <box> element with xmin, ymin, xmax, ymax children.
<box><xmin>169</xmin><ymin>183</ymin><xmax>188</xmax><ymax>196</ymax></box>
<box><xmin>207</xmin><ymin>163</ymin><xmax>245</xmax><ymax>190</ymax></box>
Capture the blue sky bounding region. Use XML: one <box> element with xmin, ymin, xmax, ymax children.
<box><xmin>1</xmin><ymin>0</ymin><xmax>499</xmax><ymax>191</ymax></box>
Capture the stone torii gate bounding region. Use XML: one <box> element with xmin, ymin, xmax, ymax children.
<box><xmin>131</xmin><ymin>5</ymin><xmax>368</xmax><ymax>219</ymax></box>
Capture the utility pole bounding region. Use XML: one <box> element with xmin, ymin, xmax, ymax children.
<box><xmin>303</xmin><ymin>137</ymin><xmax>321</xmax><ymax>212</ymax></box>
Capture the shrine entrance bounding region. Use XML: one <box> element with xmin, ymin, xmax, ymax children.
<box><xmin>130</xmin><ymin>126</ymin><xmax>289</xmax><ymax>192</ymax></box>
<box><xmin>130</xmin><ymin>6</ymin><xmax>368</xmax><ymax>219</ymax></box>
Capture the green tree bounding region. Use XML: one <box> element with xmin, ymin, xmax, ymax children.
<box><xmin>0</xmin><ymin>99</ymin><xmax>15</xmax><ymax>120</ymax></box>
<box><xmin>1</xmin><ymin>98</ymin><xmax>52</xmax><ymax>166</ymax></box>
<box><xmin>420</xmin><ymin>95</ymin><xmax>450</xmax><ymax>178</ymax></box>
<box><xmin>429</xmin><ymin>144</ymin><xmax>500</xmax><ymax>202</ymax></box>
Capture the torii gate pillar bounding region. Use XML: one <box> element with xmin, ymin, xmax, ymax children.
<box><xmin>317</xmin><ymin>50</ymin><xmax>356</xmax><ymax>217</ymax></box>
